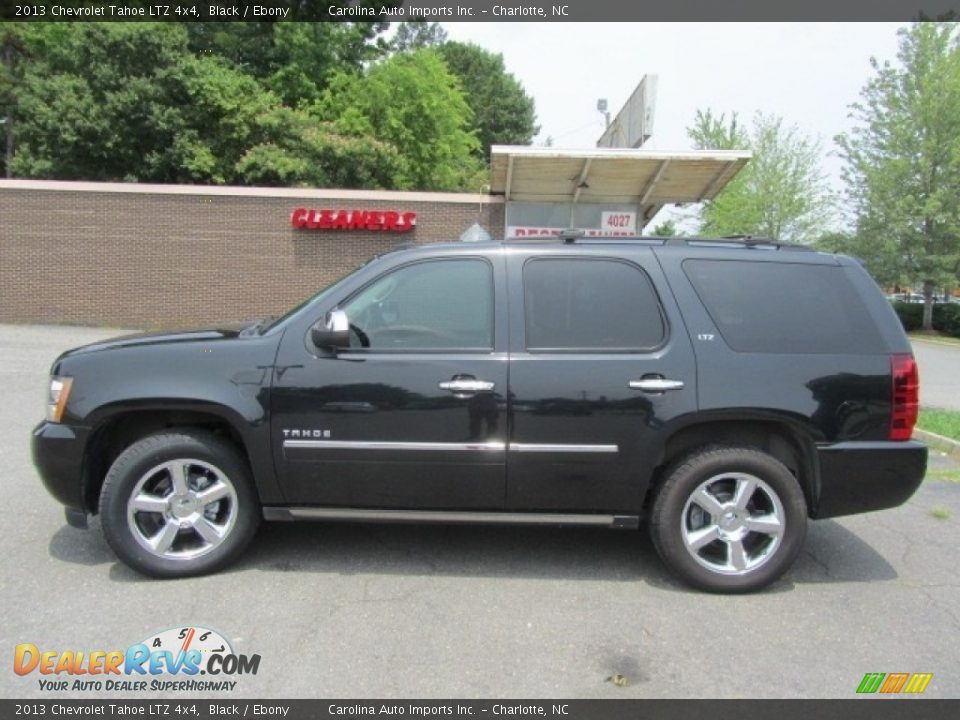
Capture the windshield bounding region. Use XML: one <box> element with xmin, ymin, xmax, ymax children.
<box><xmin>260</xmin><ymin>258</ymin><xmax>378</xmax><ymax>333</ymax></box>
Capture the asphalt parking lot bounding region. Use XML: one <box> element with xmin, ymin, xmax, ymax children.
<box><xmin>1</xmin><ymin>324</ymin><xmax>958</xmax><ymax>699</ymax></box>
<box><xmin>913</xmin><ymin>338</ymin><xmax>960</xmax><ymax>411</ymax></box>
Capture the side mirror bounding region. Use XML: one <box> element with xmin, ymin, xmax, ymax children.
<box><xmin>311</xmin><ymin>310</ymin><xmax>350</xmax><ymax>351</ymax></box>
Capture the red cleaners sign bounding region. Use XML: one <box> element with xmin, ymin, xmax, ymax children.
<box><xmin>291</xmin><ymin>208</ymin><xmax>417</xmax><ymax>233</ymax></box>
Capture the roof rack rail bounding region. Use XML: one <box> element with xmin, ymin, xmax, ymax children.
<box><xmin>664</xmin><ymin>235</ymin><xmax>814</xmax><ymax>252</ymax></box>
<box><xmin>502</xmin><ymin>234</ymin><xmax>815</xmax><ymax>251</ymax></box>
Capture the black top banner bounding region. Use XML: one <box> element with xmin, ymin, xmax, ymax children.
<box><xmin>2</xmin><ymin>0</ymin><xmax>960</xmax><ymax>22</ymax></box>
<box><xmin>1</xmin><ymin>700</ymin><xmax>959</xmax><ymax>720</ymax></box>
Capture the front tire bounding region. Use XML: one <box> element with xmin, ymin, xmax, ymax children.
<box><xmin>649</xmin><ymin>445</ymin><xmax>807</xmax><ymax>593</ymax></box>
<box><xmin>99</xmin><ymin>430</ymin><xmax>260</xmax><ymax>578</ymax></box>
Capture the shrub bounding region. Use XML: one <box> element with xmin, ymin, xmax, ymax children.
<box><xmin>934</xmin><ymin>303</ymin><xmax>960</xmax><ymax>337</ymax></box>
<box><xmin>891</xmin><ymin>300</ymin><xmax>960</xmax><ymax>338</ymax></box>
<box><xmin>891</xmin><ymin>301</ymin><xmax>924</xmax><ymax>331</ymax></box>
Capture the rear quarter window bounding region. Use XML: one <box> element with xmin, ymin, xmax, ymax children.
<box><xmin>682</xmin><ymin>259</ymin><xmax>887</xmax><ymax>354</ymax></box>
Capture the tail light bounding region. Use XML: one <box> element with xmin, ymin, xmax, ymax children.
<box><xmin>890</xmin><ymin>354</ymin><xmax>919</xmax><ymax>441</ymax></box>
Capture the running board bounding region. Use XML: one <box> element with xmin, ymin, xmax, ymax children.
<box><xmin>263</xmin><ymin>506</ymin><xmax>639</xmax><ymax>530</ymax></box>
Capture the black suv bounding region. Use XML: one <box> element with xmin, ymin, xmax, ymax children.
<box><xmin>32</xmin><ymin>236</ymin><xmax>927</xmax><ymax>592</ymax></box>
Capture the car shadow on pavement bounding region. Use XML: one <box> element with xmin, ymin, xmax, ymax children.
<box><xmin>48</xmin><ymin>519</ymin><xmax>116</xmax><ymax>566</ymax></box>
<box><xmin>786</xmin><ymin>519</ymin><xmax>899</xmax><ymax>584</ymax></box>
<box><xmin>48</xmin><ymin>515</ymin><xmax>897</xmax><ymax>592</ymax></box>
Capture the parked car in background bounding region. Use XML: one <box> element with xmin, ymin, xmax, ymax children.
<box><xmin>888</xmin><ymin>292</ymin><xmax>926</xmax><ymax>304</ymax></box>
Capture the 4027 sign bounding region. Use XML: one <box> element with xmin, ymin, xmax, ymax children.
<box><xmin>600</xmin><ymin>211</ymin><xmax>637</xmax><ymax>234</ymax></box>
<box><xmin>291</xmin><ymin>208</ymin><xmax>417</xmax><ymax>233</ymax></box>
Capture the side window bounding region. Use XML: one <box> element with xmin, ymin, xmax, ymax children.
<box><xmin>683</xmin><ymin>259</ymin><xmax>887</xmax><ymax>354</ymax></box>
<box><xmin>341</xmin><ymin>259</ymin><xmax>494</xmax><ymax>351</ymax></box>
<box><xmin>523</xmin><ymin>258</ymin><xmax>666</xmax><ymax>351</ymax></box>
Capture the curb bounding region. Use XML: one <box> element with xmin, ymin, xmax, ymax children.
<box><xmin>914</xmin><ymin>428</ymin><xmax>960</xmax><ymax>457</ymax></box>
<box><xmin>909</xmin><ymin>336</ymin><xmax>960</xmax><ymax>349</ymax></box>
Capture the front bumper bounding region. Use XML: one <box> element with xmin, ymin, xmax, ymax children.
<box><xmin>31</xmin><ymin>421</ymin><xmax>90</xmax><ymax>517</ymax></box>
<box><xmin>812</xmin><ymin>440</ymin><xmax>927</xmax><ymax>519</ymax></box>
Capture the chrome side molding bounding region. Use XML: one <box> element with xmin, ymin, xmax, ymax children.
<box><xmin>508</xmin><ymin>443</ymin><xmax>619</xmax><ymax>454</ymax></box>
<box><xmin>265</xmin><ymin>506</ymin><xmax>639</xmax><ymax>529</ymax></box>
<box><xmin>284</xmin><ymin>439</ymin><xmax>506</xmax><ymax>452</ymax></box>
<box><xmin>283</xmin><ymin>440</ymin><xmax>618</xmax><ymax>453</ymax></box>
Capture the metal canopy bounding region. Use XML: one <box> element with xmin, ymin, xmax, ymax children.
<box><xmin>489</xmin><ymin>146</ymin><xmax>752</xmax><ymax>223</ymax></box>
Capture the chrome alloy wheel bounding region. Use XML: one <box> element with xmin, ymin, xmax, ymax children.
<box><xmin>126</xmin><ymin>459</ymin><xmax>238</xmax><ymax>561</ymax></box>
<box><xmin>680</xmin><ymin>472</ymin><xmax>785</xmax><ymax>575</ymax></box>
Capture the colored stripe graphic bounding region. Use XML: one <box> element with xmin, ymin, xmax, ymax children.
<box><xmin>857</xmin><ymin>672</ymin><xmax>932</xmax><ymax>694</ymax></box>
<box><xmin>880</xmin><ymin>673</ymin><xmax>910</xmax><ymax>693</ymax></box>
<box><xmin>904</xmin><ymin>673</ymin><xmax>933</xmax><ymax>694</ymax></box>
<box><xmin>857</xmin><ymin>673</ymin><xmax>886</xmax><ymax>694</ymax></box>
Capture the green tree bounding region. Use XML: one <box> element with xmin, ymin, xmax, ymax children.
<box><xmin>316</xmin><ymin>49</ymin><xmax>481</xmax><ymax>190</ymax></box>
<box><xmin>392</xmin><ymin>21</ymin><xmax>448</xmax><ymax>52</ymax></box>
<box><xmin>185</xmin><ymin>17</ymin><xmax>393</xmax><ymax>107</ymax></box>
<box><xmin>650</xmin><ymin>219</ymin><xmax>679</xmax><ymax>237</ymax></box>
<box><xmin>688</xmin><ymin>109</ymin><xmax>833</xmax><ymax>244</ymax></box>
<box><xmin>235</xmin><ymin>107</ymin><xmax>407</xmax><ymax>189</ymax></box>
<box><xmin>163</xmin><ymin>54</ymin><xmax>279</xmax><ymax>184</ymax></box>
<box><xmin>11</xmin><ymin>23</ymin><xmax>280</xmax><ymax>184</ymax></box>
<box><xmin>5</xmin><ymin>19</ymin><xmax>522</xmax><ymax>194</ymax></box>
<box><xmin>437</xmin><ymin>41</ymin><xmax>538</xmax><ymax>160</ymax></box>
<box><xmin>816</xmin><ymin>230</ymin><xmax>904</xmax><ymax>288</ymax></box>
<box><xmin>836</xmin><ymin>22</ymin><xmax>960</xmax><ymax>330</ymax></box>
<box><xmin>11</xmin><ymin>23</ymin><xmax>193</xmax><ymax>181</ymax></box>
<box><xmin>0</xmin><ymin>23</ymin><xmax>37</xmax><ymax>178</ymax></box>
<box><xmin>687</xmin><ymin>109</ymin><xmax>747</xmax><ymax>150</ymax></box>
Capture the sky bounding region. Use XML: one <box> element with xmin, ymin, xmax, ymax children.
<box><xmin>441</xmin><ymin>22</ymin><xmax>908</xmax><ymax>228</ymax></box>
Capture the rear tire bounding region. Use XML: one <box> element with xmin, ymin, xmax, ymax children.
<box><xmin>649</xmin><ymin>445</ymin><xmax>807</xmax><ymax>593</ymax></box>
<box><xmin>99</xmin><ymin>430</ymin><xmax>260</xmax><ymax>578</ymax></box>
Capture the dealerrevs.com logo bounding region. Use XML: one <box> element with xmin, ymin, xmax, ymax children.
<box><xmin>14</xmin><ymin>626</ymin><xmax>260</xmax><ymax>693</ymax></box>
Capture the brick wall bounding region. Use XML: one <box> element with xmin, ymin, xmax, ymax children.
<box><xmin>0</xmin><ymin>181</ymin><xmax>505</xmax><ymax>330</ymax></box>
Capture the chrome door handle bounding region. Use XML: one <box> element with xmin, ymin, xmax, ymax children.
<box><xmin>439</xmin><ymin>379</ymin><xmax>495</xmax><ymax>393</ymax></box>
<box><xmin>629</xmin><ymin>378</ymin><xmax>685</xmax><ymax>392</ymax></box>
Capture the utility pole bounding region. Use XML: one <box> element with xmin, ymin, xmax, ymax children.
<box><xmin>597</xmin><ymin>98</ymin><xmax>610</xmax><ymax>129</ymax></box>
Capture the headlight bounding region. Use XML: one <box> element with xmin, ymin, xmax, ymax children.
<box><xmin>46</xmin><ymin>376</ymin><xmax>73</xmax><ymax>423</ymax></box>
